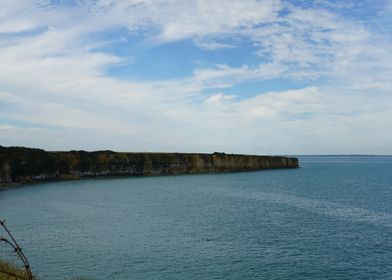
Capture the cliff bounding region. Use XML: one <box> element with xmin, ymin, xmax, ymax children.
<box><xmin>0</xmin><ymin>146</ymin><xmax>298</xmax><ymax>186</ymax></box>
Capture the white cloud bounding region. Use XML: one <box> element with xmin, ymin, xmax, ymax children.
<box><xmin>192</xmin><ymin>39</ymin><xmax>236</xmax><ymax>51</ymax></box>
<box><xmin>203</xmin><ymin>93</ymin><xmax>236</xmax><ymax>110</ymax></box>
<box><xmin>152</xmin><ymin>0</ymin><xmax>283</xmax><ymax>42</ymax></box>
<box><xmin>0</xmin><ymin>1</ymin><xmax>391</xmax><ymax>154</ymax></box>
<box><xmin>0</xmin><ymin>124</ymin><xmax>17</xmax><ymax>130</ymax></box>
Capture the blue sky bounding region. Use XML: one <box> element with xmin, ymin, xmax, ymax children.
<box><xmin>0</xmin><ymin>0</ymin><xmax>391</xmax><ymax>154</ymax></box>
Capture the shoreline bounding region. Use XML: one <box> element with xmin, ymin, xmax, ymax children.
<box><xmin>0</xmin><ymin>165</ymin><xmax>299</xmax><ymax>191</ymax></box>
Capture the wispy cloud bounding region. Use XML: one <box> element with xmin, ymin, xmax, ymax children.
<box><xmin>192</xmin><ymin>39</ymin><xmax>236</xmax><ymax>51</ymax></box>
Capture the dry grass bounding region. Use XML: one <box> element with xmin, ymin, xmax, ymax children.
<box><xmin>0</xmin><ymin>259</ymin><xmax>31</xmax><ymax>280</ymax></box>
<box><xmin>0</xmin><ymin>258</ymin><xmax>95</xmax><ymax>280</ymax></box>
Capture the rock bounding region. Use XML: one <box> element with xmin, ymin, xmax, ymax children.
<box><xmin>0</xmin><ymin>146</ymin><xmax>299</xmax><ymax>186</ymax></box>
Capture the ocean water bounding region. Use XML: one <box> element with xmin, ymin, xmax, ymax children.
<box><xmin>1</xmin><ymin>156</ymin><xmax>392</xmax><ymax>279</ymax></box>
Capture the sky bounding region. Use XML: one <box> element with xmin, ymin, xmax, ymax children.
<box><xmin>0</xmin><ymin>0</ymin><xmax>391</xmax><ymax>155</ymax></box>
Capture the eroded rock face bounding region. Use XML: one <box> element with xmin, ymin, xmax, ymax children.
<box><xmin>0</xmin><ymin>146</ymin><xmax>298</xmax><ymax>185</ymax></box>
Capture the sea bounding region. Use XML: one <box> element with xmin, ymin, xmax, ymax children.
<box><xmin>1</xmin><ymin>156</ymin><xmax>392</xmax><ymax>279</ymax></box>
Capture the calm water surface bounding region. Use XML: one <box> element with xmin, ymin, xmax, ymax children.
<box><xmin>1</xmin><ymin>156</ymin><xmax>392</xmax><ymax>279</ymax></box>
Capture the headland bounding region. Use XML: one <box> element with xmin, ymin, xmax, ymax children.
<box><xmin>0</xmin><ymin>146</ymin><xmax>298</xmax><ymax>187</ymax></box>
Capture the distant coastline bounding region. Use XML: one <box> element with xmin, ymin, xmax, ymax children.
<box><xmin>0</xmin><ymin>146</ymin><xmax>298</xmax><ymax>188</ymax></box>
<box><xmin>296</xmin><ymin>154</ymin><xmax>392</xmax><ymax>157</ymax></box>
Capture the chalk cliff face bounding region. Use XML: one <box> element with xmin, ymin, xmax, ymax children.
<box><xmin>0</xmin><ymin>146</ymin><xmax>298</xmax><ymax>185</ymax></box>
